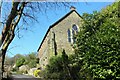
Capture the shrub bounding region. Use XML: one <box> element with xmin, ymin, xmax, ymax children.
<box><xmin>16</xmin><ymin>57</ymin><xmax>25</xmax><ymax>67</ymax></box>
<box><xmin>33</xmin><ymin>69</ymin><xmax>41</xmax><ymax>77</ymax></box>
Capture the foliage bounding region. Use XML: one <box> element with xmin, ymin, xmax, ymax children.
<box><xmin>5</xmin><ymin>56</ymin><xmax>14</xmax><ymax>66</ymax></box>
<box><xmin>24</xmin><ymin>52</ymin><xmax>39</xmax><ymax>68</ymax></box>
<box><xmin>16</xmin><ymin>57</ymin><xmax>25</xmax><ymax>67</ymax></box>
<box><xmin>12</xmin><ymin>66</ymin><xmax>19</xmax><ymax>72</ymax></box>
<box><xmin>33</xmin><ymin>69</ymin><xmax>41</xmax><ymax>77</ymax></box>
<box><xmin>11</xmin><ymin>52</ymin><xmax>39</xmax><ymax>74</ymax></box>
<box><xmin>5</xmin><ymin>54</ymin><xmax>24</xmax><ymax>66</ymax></box>
<box><xmin>43</xmin><ymin>54</ymin><xmax>64</xmax><ymax>79</ymax></box>
<box><xmin>42</xmin><ymin>50</ymin><xmax>79</xmax><ymax>80</ymax></box>
<box><xmin>75</xmin><ymin>2</ymin><xmax>120</xmax><ymax>79</ymax></box>
<box><xmin>43</xmin><ymin>2</ymin><xmax>120</xmax><ymax>80</ymax></box>
<box><xmin>15</xmin><ymin>52</ymin><xmax>39</xmax><ymax>68</ymax></box>
<box><xmin>27</xmin><ymin>60</ymin><xmax>37</xmax><ymax>68</ymax></box>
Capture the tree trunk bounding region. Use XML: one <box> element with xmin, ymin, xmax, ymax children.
<box><xmin>0</xmin><ymin>2</ymin><xmax>26</xmax><ymax>79</ymax></box>
<box><xmin>1</xmin><ymin>32</ymin><xmax>15</xmax><ymax>78</ymax></box>
<box><xmin>0</xmin><ymin>2</ymin><xmax>19</xmax><ymax>48</ymax></box>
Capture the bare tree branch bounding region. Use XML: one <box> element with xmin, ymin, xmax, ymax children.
<box><xmin>0</xmin><ymin>2</ymin><xmax>20</xmax><ymax>48</ymax></box>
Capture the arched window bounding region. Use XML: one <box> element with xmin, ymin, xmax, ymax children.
<box><xmin>67</xmin><ymin>29</ymin><xmax>71</xmax><ymax>43</ymax></box>
<box><xmin>72</xmin><ymin>24</ymin><xmax>78</xmax><ymax>43</ymax></box>
<box><xmin>72</xmin><ymin>24</ymin><xmax>78</xmax><ymax>34</ymax></box>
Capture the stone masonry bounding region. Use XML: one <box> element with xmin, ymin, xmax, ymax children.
<box><xmin>37</xmin><ymin>7</ymin><xmax>83</xmax><ymax>69</ymax></box>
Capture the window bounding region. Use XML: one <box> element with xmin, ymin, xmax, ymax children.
<box><xmin>67</xmin><ymin>29</ymin><xmax>71</xmax><ymax>43</ymax></box>
<box><xmin>67</xmin><ymin>24</ymin><xmax>79</xmax><ymax>43</ymax></box>
<box><xmin>72</xmin><ymin>24</ymin><xmax>78</xmax><ymax>43</ymax></box>
<box><xmin>72</xmin><ymin>24</ymin><xmax>78</xmax><ymax>34</ymax></box>
<box><xmin>72</xmin><ymin>29</ymin><xmax>75</xmax><ymax>43</ymax></box>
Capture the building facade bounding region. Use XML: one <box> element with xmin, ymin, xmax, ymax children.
<box><xmin>37</xmin><ymin>7</ymin><xmax>83</xmax><ymax>68</ymax></box>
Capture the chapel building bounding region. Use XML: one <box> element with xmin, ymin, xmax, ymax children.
<box><xmin>37</xmin><ymin>7</ymin><xmax>83</xmax><ymax>68</ymax></box>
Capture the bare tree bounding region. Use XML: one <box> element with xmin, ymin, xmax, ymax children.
<box><xmin>0</xmin><ymin>0</ymin><xmax>72</xmax><ymax>78</ymax></box>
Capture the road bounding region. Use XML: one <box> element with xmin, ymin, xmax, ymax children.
<box><xmin>7</xmin><ymin>74</ymin><xmax>41</xmax><ymax>80</ymax></box>
<box><xmin>10</xmin><ymin>74</ymin><xmax>35</xmax><ymax>78</ymax></box>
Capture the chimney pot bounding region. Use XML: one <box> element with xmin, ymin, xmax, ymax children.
<box><xmin>70</xmin><ymin>6</ymin><xmax>76</xmax><ymax>11</ymax></box>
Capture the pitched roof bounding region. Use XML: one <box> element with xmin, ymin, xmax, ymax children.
<box><xmin>37</xmin><ymin>9</ymin><xmax>82</xmax><ymax>51</ymax></box>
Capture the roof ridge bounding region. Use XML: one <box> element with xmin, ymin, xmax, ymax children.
<box><xmin>37</xmin><ymin>10</ymin><xmax>82</xmax><ymax>51</ymax></box>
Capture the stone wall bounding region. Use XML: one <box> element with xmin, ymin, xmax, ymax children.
<box><xmin>38</xmin><ymin>11</ymin><xmax>83</xmax><ymax>69</ymax></box>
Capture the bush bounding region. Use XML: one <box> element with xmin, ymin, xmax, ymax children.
<box><xmin>16</xmin><ymin>57</ymin><xmax>25</xmax><ymax>67</ymax></box>
<box><xmin>12</xmin><ymin>67</ymin><xmax>19</xmax><ymax>72</ymax></box>
<box><xmin>42</xmin><ymin>50</ymin><xmax>81</xmax><ymax>80</ymax></box>
<box><xmin>76</xmin><ymin>2</ymin><xmax>120</xmax><ymax>79</ymax></box>
<box><xmin>33</xmin><ymin>69</ymin><xmax>41</xmax><ymax>77</ymax></box>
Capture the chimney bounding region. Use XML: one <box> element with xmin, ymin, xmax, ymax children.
<box><xmin>70</xmin><ymin>6</ymin><xmax>76</xmax><ymax>11</ymax></box>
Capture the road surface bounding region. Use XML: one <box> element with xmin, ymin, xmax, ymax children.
<box><xmin>7</xmin><ymin>74</ymin><xmax>41</xmax><ymax>80</ymax></box>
